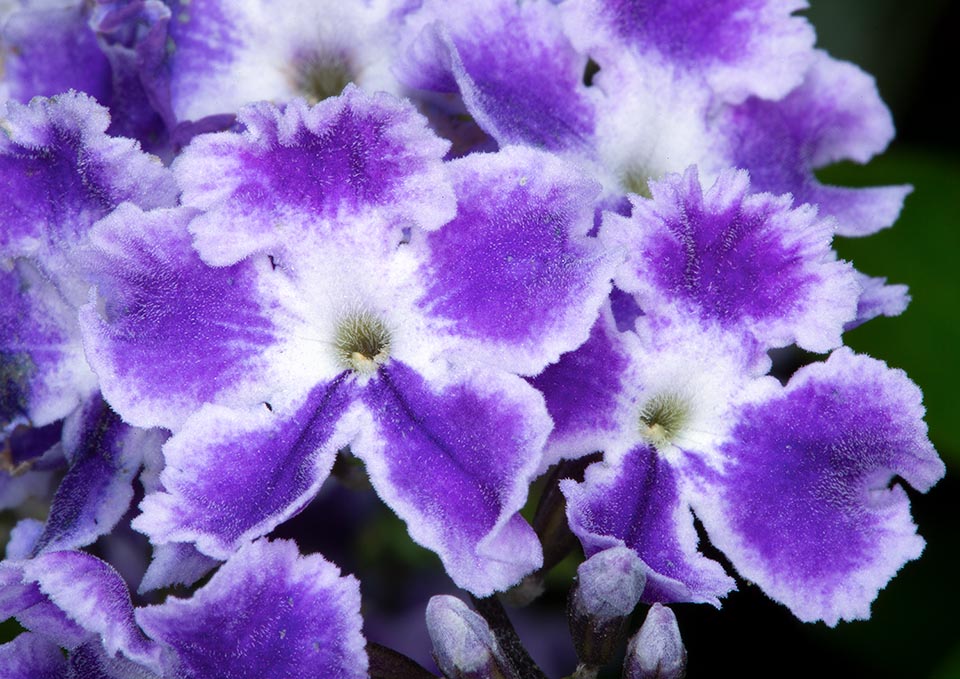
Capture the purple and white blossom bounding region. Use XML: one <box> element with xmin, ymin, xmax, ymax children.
<box><xmin>0</xmin><ymin>0</ymin><xmax>945</xmax><ymax>674</ymax></box>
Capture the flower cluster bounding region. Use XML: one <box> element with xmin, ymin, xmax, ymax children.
<box><xmin>0</xmin><ymin>0</ymin><xmax>944</xmax><ymax>677</ymax></box>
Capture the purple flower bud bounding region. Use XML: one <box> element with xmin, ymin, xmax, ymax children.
<box><xmin>569</xmin><ymin>546</ymin><xmax>646</xmax><ymax>667</ymax></box>
<box><xmin>624</xmin><ymin>604</ymin><xmax>687</xmax><ymax>679</ymax></box>
<box><xmin>426</xmin><ymin>596</ymin><xmax>513</xmax><ymax>679</ymax></box>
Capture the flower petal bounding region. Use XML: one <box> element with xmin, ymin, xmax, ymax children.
<box><xmin>136</xmin><ymin>539</ymin><xmax>367</xmax><ymax>679</ymax></box>
<box><xmin>692</xmin><ymin>348</ymin><xmax>945</xmax><ymax>625</ymax></box>
<box><xmin>177</xmin><ymin>88</ymin><xmax>454</xmax><ymax>266</ymax></box>
<box><xmin>563</xmin><ymin>445</ymin><xmax>735</xmax><ymax>606</ymax></box>
<box><xmin>79</xmin><ymin>204</ymin><xmax>286</xmax><ymax>431</ymax></box>
<box><xmin>413</xmin><ymin>146</ymin><xmax>615</xmax><ymax>375</ymax></box>
<box><xmin>354</xmin><ymin>361</ymin><xmax>548</xmax><ymax>595</ymax></box>
<box><xmin>719</xmin><ymin>51</ymin><xmax>909</xmax><ymax>237</ymax></box>
<box><xmin>562</xmin><ymin>0</ymin><xmax>814</xmax><ymax>103</ymax></box>
<box><xmin>604</xmin><ymin>168</ymin><xmax>859</xmax><ymax>355</ymax></box>
<box><xmin>133</xmin><ymin>376</ymin><xmax>359</xmax><ymax>558</ymax></box>
<box><xmin>398</xmin><ymin>0</ymin><xmax>595</xmax><ymax>152</ymax></box>
<box><xmin>0</xmin><ymin>633</ymin><xmax>68</xmax><ymax>679</ymax></box>
<box><xmin>0</xmin><ymin>93</ymin><xmax>176</xmax><ymax>261</ymax></box>
<box><xmin>30</xmin><ymin>396</ymin><xmax>164</xmax><ymax>555</ymax></box>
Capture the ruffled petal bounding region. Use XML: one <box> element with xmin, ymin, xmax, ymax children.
<box><xmin>30</xmin><ymin>396</ymin><xmax>164</xmax><ymax>555</ymax></box>
<box><xmin>354</xmin><ymin>361</ymin><xmax>548</xmax><ymax>596</ymax></box>
<box><xmin>0</xmin><ymin>93</ymin><xmax>176</xmax><ymax>261</ymax></box>
<box><xmin>176</xmin><ymin>88</ymin><xmax>454</xmax><ymax>266</ymax></box>
<box><xmin>563</xmin><ymin>445</ymin><xmax>735</xmax><ymax>606</ymax></box>
<box><xmin>133</xmin><ymin>376</ymin><xmax>359</xmax><ymax>558</ymax></box>
<box><xmin>14</xmin><ymin>551</ymin><xmax>162</xmax><ymax>672</ymax></box>
<box><xmin>561</xmin><ymin>0</ymin><xmax>814</xmax><ymax>103</ymax></box>
<box><xmin>2</xmin><ymin>260</ymin><xmax>96</xmax><ymax>431</ymax></box>
<box><xmin>846</xmin><ymin>273</ymin><xmax>910</xmax><ymax>331</ymax></box>
<box><xmin>79</xmin><ymin>205</ymin><xmax>288</xmax><ymax>431</ymax></box>
<box><xmin>718</xmin><ymin>51</ymin><xmax>909</xmax><ymax>237</ymax></box>
<box><xmin>412</xmin><ymin>146</ymin><xmax>615</xmax><ymax>375</ymax></box>
<box><xmin>604</xmin><ymin>168</ymin><xmax>859</xmax><ymax>355</ymax></box>
<box><xmin>692</xmin><ymin>348</ymin><xmax>945</xmax><ymax>625</ymax></box>
<box><xmin>398</xmin><ymin>0</ymin><xmax>595</xmax><ymax>152</ymax></box>
<box><xmin>136</xmin><ymin>539</ymin><xmax>367</xmax><ymax>679</ymax></box>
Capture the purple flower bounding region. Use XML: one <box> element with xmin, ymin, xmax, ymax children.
<box><xmin>535</xmin><ymin>171</ymin><xmax>944</xmax><ymax>624</ymax></box>
<box><xmin>1</xmin><ymin>539</ymin><xmax>367</xmax><ymax>678</ymax></box>
<box><xmin>80</xmin><ymin>88</ymin><xmax>616</xmax><ymax>595</ymax></box>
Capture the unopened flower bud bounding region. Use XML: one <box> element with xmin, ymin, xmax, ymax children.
<box><xmin>568</xmin><ymin>546</ymin><xmax>646</xmax><ymax>667</ymax></box>
<box><xmin>623</xmin><ymin>603</ymin><xmax>687</xmax><ymax>679</ymax></box>
<box><xmin>426</xmin><ymin>595</ymin><xmax>513</xmax><ymax>679</ymax></box>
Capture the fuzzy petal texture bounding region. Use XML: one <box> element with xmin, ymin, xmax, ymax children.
<box><xmin>30</xmin><ymin>396</ymin><xmax>163</xmax><ymax>555</ymax></box>
<box><xmin>604</xmin><ymin>168</ymin><xmax>859</xmax><ymax>356</ymax></box>
<box><xmin>530</xmin><ymin>304</ymin><xmax>638</xmax><ymax>466</ymax></box>
<box><xmin>692</xmin><ymin>348</ymin><xmax>945</xmax><ymax>625</ymax></box>
<box><xmin>0</xmin><ymin>632</ymin><xmax>68</xmax><ymax>679</ymax></box>
<box><xmin>133</xmin><ymin>376</ymin><xmax>359</xmax><ymax>559</ymax></box>
<box><xmin>412</xmin><ymin>147</ymin><xmax>615</xmax><ymax>376</ymax></box>
<box><xmin>136</xmin><ymin>539</ymin><xmax>367</xmax><ymax>679</ymax></box>
<box><xmin>563</xmin><ymin>445</ymin><xmax>735</xmax><ymax>606</ymax></box>
<box><xmin>176</xmin><ymin>88</ymin><xmax>455</xmax><ymax>267</ymax></box>
<box><xmin>1</xmin><ymin>260</ymin><xmax>97</xmax><ymax>432</ymax></box>
<box><xmin>398</xmin><ymin>0</ymin><xmax>596</xmax><ymax>152</ymax></box>
<box><xmin>14</xmin><ymin>551</ymin><xmax>162</xmax><ymax>672</ymax></box>
<box><xmin>137</xmin><ymin>543</ymin><xmax>220</xmax><ymax>595</ymax></box>
<box><xmin>561</xmin><ymin>0</ymin><xmax>814</xmax><ymax>103</ymax></box>
<box><xmin>0</xmin><ymin>93</ymin><xmax>176</xmax><ymax>261</ymax></box>
<box><xmin>354</xmin><ymin>361</ymin><xmax>548</xmax><ymax>596</ymax></box>
<box><xmin>718</xmin><ymin>51</ymin><xmax>910</xmax><ymax>237</ymax></box>
<box><xmin>79</xmin><ymin>204</ymin><xmax>284</xmax><ymax>431</ymax></box>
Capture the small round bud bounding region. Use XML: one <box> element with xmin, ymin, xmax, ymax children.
<box><xmin>569</xmin><ymin>546</ymin><xmax>646</xmax><ymax>667</ymax></box>
<box><xmin>624</xmin><ymin>604</ymin><xmax>687</xmax><ymax>679</ymax></box>
<box><xmin>426</xmin><ymin>595</ymin><xmax>512</xmax><ymax>679</ymax></box>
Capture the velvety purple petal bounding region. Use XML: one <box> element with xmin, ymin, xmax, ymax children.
<box><xmin>562</xmin><ymin>0</ymin><xmax>814</xmax><ymax>103</ymax></box>
<box><xmin>5</xmin><ymin>519</ymin><xmax>43</xmax><ymax>560</ymax></box>
<box><xmin>137</xmin><ymin>543</ymin><xmax>220</xmax><ymax>595</ymax></box>
<box><xmin>136</xmin><ymin>539</ymin><xmax>367</xmax><ymax>679</ymax></box>
<box><xmin>176</xmin><ymin>87</ymin><xmax>454</xmax><ymax>266</ymax></box>
<box><xmin>133</xmin><ymin>376</ymin><xmax>359</xmax><ymax>558</ymax></box>
<box><xmin>1</xmin><ymin>260</ymin><xmax>97</xmax><ymax>431</ymax></box>
<box><xmin>399</xmin><ymin>0</ymin><xmax>595</xmax><ymax>152</ymax></box>
<box><xmin>17</xmin><ymin>551</ymin><xmax>162</xmax><ymax>671</ymax></box>
<box><xmin>66</xmin><ymin>642</ymin><xmax>161</xmax><ymax>679</ymax></box>
<box><xmin>846</xmin><ymin>273</ymin><xmax>910</xmax><ymax>331</ymax></box>
<box><xmin>693</xmin><ymin>348</ymin><xmax>945</xmax><ymax>625</ymax></box>
<box><xmin>0</xmin><ymin>93</ymin><xmax>177</xmax><ymax>260</ymax></box>
<box><xmin>30</xmin><ymin>396</ymin><xmax>162</xmax><ymax>555</ymax></box>
<box><xmin>413</xmin><ymin>147</ymin><xmax>615</xmax><ymax>375</ymax></box>
<box><xmin>530</xmin><ymin>305</ymin><xmax>638</xmax><ymax>466</ymax></box>
<box><xmin>79</xmin><ymin>204</ymin><xmax>285</xmax><ymax>431</ymax></box>
<box><xmin>563</xmin><ymin>445</ymin><xmax>735</xmax><ymax>606</ymax></box>
<box><xmin>1</xmin><ymin>3</ymin><xmax>112</xmax><ymax>104</ymax></box>
<box><xmin>605</xmin><ymin>168</ymin><xmax>859</xmax><ymax>354</ymax></box>
<box><xmin>0</xmin><ymin>633</ymin><xmax>68</xmax><ymax>679</ymax></box>
<box><xmin>163</xmin><ymin>0</ymin><xmax>399</xmax><ymax>123</ymax></box>
<box><xmin>355</xmin><ymin>361</ymin><xmax>547</xmax><ymax>596</ymax></box>
<box><xmin>719</xmin><ymin>52</ymin><xmax>909</xmax><ymax>236</ymax></box>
